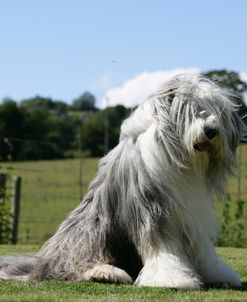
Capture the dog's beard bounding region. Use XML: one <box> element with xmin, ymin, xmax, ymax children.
<box><xmin>188</xmin><ymin>130</ymin><xmax>236</xmax><ymax>197</ymax></box>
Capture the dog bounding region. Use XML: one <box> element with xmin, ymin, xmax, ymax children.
<box><xmin>0</xmin><ymin>74</ymin><xmax>246</xmax><ymax>289</ymax></box>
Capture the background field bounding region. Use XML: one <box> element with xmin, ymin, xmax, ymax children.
<box><xmin>0</xmin><ymin>144</ymin><xmax>247</xmax><ymax>245</ymax></box>
<box><xmin>1</xmin><ymin>158</ymin><xmax>98</xmax><ymax>244</ymax></box>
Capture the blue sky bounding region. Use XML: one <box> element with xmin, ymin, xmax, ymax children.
<box><xmin>1</xmin><ymin>0</ymin><xmax>247</xmax><ymax>106</ymax></box>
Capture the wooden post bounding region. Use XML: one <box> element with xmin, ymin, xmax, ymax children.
<box><xmin>11</xmin><ymin>176</ymin><xmax>21</xmax><ymax>244</ymax></box>
<box><xmin>104</xmin><ymin>96</ymin><xmax>109</xmax><ymax>154</ymax></box>
<box><xmin>0</xmin><ymin>173</ymin><xmax>7</xmax><ymax>205</ymax></box>
<box><xmin>237</xmin><ymin>145</ymin><xmax>242</xmax><ymax>202</ymax></box>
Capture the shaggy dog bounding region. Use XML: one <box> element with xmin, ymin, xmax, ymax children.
<box><xmin>0</xmin><ymin>75</ymin><xmax>246</xmax><ymax>289</ymax></box>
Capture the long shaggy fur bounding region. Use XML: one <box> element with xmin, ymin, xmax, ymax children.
<box><xmin>0</xmin><ymin>75</ymin><xmax>246</xmax><ymax>289</ymax></box>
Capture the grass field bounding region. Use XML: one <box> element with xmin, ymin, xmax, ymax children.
<box><xmin>1</xmin><ymin>158</ymin><xmax>99</xmax><ymax>244</ymax></box>
<box><xmin>0</xmin><ymin>245</ymin><xmax>246</xmax><ymax>302</ymax></box>
<box><xmin>0</xmin><ymin>145</ymin><xmax>246</xmax><ymax>245</ymax></box>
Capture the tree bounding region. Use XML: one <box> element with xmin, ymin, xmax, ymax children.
<box><xmin>72</xmin><ymin>92</ymin><xmax>96</xmax><ymax>111</ymax></box>
<box><xmin>53</xmin><ymin>101</ymin><xmax>68</xmax><ymax>115</ymax></box>
<box><xmin>82</xmin><ymin>105</ymin><xmax>130</xmax><ymax>156</ymax></box>
<box><xmin>19</xmin><ymin>109</ymin><xmax>58</xmax><ymax>160</ymax></box>
<box><xmin>20</xmin><ymin>96</ymin><xmax>55</xmax><ymax>111</ymax></box>
<box><xmin>0</xmin><ymin>100</ymin><xmax>25</xmax><ymax>160</ymax></box>
<box><xmin>203</xmin><ymin>70</ymin><xmax>247</xmax><ymax>124</ymax></box>
<box><xmin>51</xmin><ymin>115</ymin><xmax>79</xmax><ymax>157</ymax></box>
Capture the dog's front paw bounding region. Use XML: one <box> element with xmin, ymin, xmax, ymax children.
<box><xmin>135</xmin><ymin>279</ymin><xmax>202</xmax><ymax>290</ymax></box>
<box><xmin>215</xmin><ymin>271</ymin><xmax>242</xmax><ymax>289</ymax></box>
<box><xmin>135</xmin><ymin>272</ymin><xmax>202</xmax><ymax>289</ymax></box>
<box><xmin>220</xmin><ymin>281</ymin><xmax>242</xmax><ymax>289</ymax></box>
<box><xmin>203</xmin><ymin>261</ymin><xmax>242</xmax><ymax>289</ymax></box>
<box><xmin>205</xmin><ymin>280</ymin><xmax>242</xmax><ymax>290</ymax></box>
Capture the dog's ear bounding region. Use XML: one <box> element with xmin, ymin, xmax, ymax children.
<box><xmin>231</xmin><ymin>111</ymin><xmax>246</xmax><ymax>148</ymax></box>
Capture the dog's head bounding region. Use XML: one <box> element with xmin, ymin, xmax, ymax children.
<box><xmin>150</xmin><ymin>74</ymin><xmax>246</xmax><ymax>192</ymax></box>
<box><xmin>121</xmin><ymin>74</ymin><xmax>246</xmax><ymax>194</ymax></box>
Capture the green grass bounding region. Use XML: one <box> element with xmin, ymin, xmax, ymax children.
<box><xmin>214</xmin><ymin>144</ymin><xmax>247</xmax><ymax>246</ymax></box>
<box><xmin>0</xmin><ymin>145</ymin><xmax>246</xmax><ymax>245</ymax></box>
<box><xmin>1</xmin><ymin>158</ymin><xmax>99</xmax><ymax>244</ymax></box>
<box><xmin>0</xmin><ymin>245</ymin><xmax>247</xmax><ymax>302</ymax></box>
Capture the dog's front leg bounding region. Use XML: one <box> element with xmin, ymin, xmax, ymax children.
<box><xmin>134</xmin><ymin>242</ymin><xmax>202</xmax><ymax>289</ymax></box>
<box><xmin>197</xmin><ymin>242</ymin><xmax>242</xmax><ymax>288</ymax></box>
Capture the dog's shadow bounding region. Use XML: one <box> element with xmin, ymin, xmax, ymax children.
<box><xmin>204</xmin><ymin>282</ymin><xmax>247</xmax><ymax>291</ymax></box>
<box><xmin>241</xmin><ymin>282</ymin><xmax>247</xmax><ymax>291</ymax></box>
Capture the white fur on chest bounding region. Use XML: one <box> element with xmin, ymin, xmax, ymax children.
<box><xmin>168</xmin><ymin>170</ymin><xmax>218</xmax><ymax>248</ymax></box>
<box><xmin>139</xmin><ymin>126</ymin><xmax>218</xmax><ymax>249</ymax></box>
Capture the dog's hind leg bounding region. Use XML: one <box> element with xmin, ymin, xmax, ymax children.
<box><xmin>80</xmin><ymin>264</ymin><xmax>133</xmax><ymax>284</ymax></box>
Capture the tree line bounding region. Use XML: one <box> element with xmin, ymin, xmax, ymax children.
<box><xmin>0</xmin><ymin>92</ymin><xmax>131</xmax><ymax>160</ymax></box>
<box><xmin>0</xmin><ymin>70</ymin><xmax>246</xmax><ymax>161</ymax></box>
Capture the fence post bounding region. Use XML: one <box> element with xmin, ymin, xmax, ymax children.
<box><xmin>11</xmin><ymin>176</ymin><xmax>21</xmax><ymax>244</ymax></box>
<box><xmin>237</xmin><ymin>145</ymin><xmax>242</xmax><ymax>202</ymax></box>
<box><xmin>0</xmin><ymin>173</ymin><xmax>7</xmax><ymax>204</ymax></box>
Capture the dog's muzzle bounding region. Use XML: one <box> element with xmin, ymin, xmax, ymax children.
<box><xmin>193</xmin><ymin>127</ymin><xmax>218</xmax><ymax>152</ymax></box>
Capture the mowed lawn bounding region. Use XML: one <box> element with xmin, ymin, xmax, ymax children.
<box><xmin>0</xmin><ymin>145</ymin><xmax>246</xmax><ymax>245</ymax></box>
<box><xmin>0</xmin><ymin>245</ymin><xmax>247</xmax><ymax>302</ymax></box>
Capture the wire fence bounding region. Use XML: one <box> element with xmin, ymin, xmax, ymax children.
<box><xmin>0</xmin><ymin>141</ymin><xmax>247</xmax><ymax>246</ymax></box>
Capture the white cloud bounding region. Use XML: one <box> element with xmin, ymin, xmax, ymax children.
<box><xmin>91</xmin><ymin>74</ymin><xmax>115</xmax><ymax>98</ymax></box>
<box><xmin>102</xmin><ymin>68</ymin><xmax>200</xmax><ymax>108</ymax></box>
<box><xmin>97</xmin><ymin>74</ymin><xmax>114</xmax><ymax>90</ymax></box>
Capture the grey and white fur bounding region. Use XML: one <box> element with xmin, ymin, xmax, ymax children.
<box><xmin>0</xmin><ymin>75</ymin><xmax>246</xmax><ymax>289</ymax></box>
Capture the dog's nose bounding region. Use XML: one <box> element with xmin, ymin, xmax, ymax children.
<box><xmin>204</xmin><ymin>127</ymin><xmax>218</xmax><ymax>140</ymax></box>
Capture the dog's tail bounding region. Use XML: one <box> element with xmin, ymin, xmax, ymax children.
<box><xmin>0</xmin><ymin>255</ymin><xmax>39</xmax><ymax>280</ymax></box>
